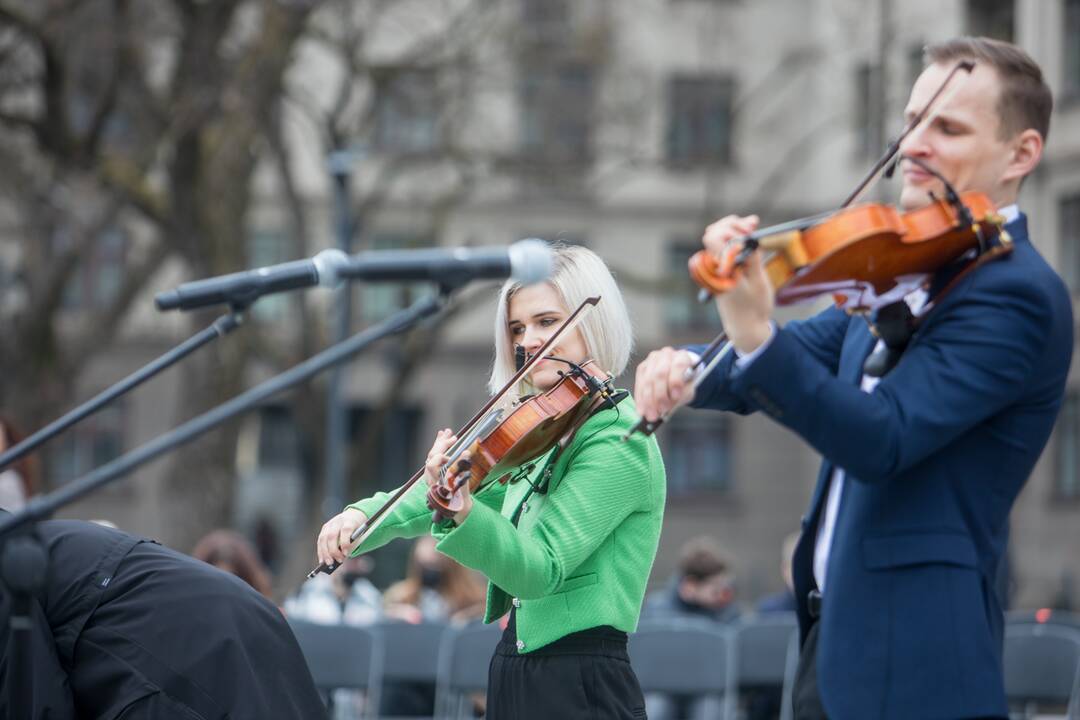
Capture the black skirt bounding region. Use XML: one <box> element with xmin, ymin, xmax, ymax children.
<box><xmin>485</xmin><ymin>611</ymin><xmax>647</xmax><ymax>719</ymax></box>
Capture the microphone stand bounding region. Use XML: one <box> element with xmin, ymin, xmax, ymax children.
<box><xmin>0</xmin><ymin>288</ymin><xmax>449</xmax><ymax>718</ymax></box>
<box><xmin>0</xmin><ymin>309</ymin><xmax>247</xmax><ymax>472</ymax></box>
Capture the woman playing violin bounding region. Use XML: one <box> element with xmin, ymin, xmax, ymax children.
<box><xmin>316</xmin><ymin>244</ymin><xmax>665</xmax><ymax>719</ymax></box>
<box><xmin>635</xmin><ymin>37</ymin><xmax>1071</xmax><ymax>720</ymax></box>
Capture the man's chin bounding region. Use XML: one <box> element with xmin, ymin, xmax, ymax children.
<box><xmin>899</xmin><ymin>184</ymin><xmax>937</xmax><ymax>211</ymax></box>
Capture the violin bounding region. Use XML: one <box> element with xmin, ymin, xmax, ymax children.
<box><xmin>427</xmin><ymin>359</ymin><xmax>613</xmax><ymax>521</ymax></box>
<box><xmin>623</xmin><ymin>59</ymin><xmax>1013</xmax><ymax>440</ymax></box>
<box><xmin>308</xmin><ymin>296</ymin><xmax>608</xmax><ymax>577</ymax></box>
<box><xmin>688</xmin><ymin>189</ymin><xmax>1003</xmax><ymax>310</ymax></box>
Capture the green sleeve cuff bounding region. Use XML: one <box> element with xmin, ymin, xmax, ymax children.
<box><xmin>432</xmin><ymin>499</ymin><xmax>503</xmax><ymax>566</ymax></box>
<box><xmin>345</xmin><ymin>482</ymin><xmax>437</xmax><ymax>555</ymax></box>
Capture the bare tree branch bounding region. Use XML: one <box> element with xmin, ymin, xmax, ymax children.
<box><xmin>0</xmin><ymin>3</ymin><xmax>42</xmax><ymax>37</ymax></box>
<box><xmin>69</xmin><ymin>237</ymin><xmax>173</xmax><ymax>364</ymax></box>
<box><xmin>78</xmin><ymin>0</ymin><xmax>131</xmax><ymax>161</ymax></box>
<box><xmin>260</xmin><ymin>100</ymin><xmax>323</xmax><ymax>365</ymax></box>
<box><xmin>0</xmin><ymin>109</ymin><xmax>40</xmax><ymax>133</ymax></box>
<box><xmin>97</xmin><ymin>155</ymin><xmax>169</xmax><ymax>226</ymax></box>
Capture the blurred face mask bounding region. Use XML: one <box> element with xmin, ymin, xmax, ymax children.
<box><xmin>420</xmin><ymin>566</ymin><xmax>443</xmax><ymax>589</ymax></box>
<box><xmin>341</xmin><ymin>571</ymin><xmax>367</xmax><ymax>589</ymax></box>
<box><xmin>0</xmin><ymin>470</ymin><xmax>26</xmax><ymax>512</ymax></box>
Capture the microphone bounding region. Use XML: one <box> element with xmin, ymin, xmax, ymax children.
<box><xmin>883</xmin><ymin>154</ymin><xmax>901</xmax><ymax>179</ymax></box>
<box><xmin>340</xmin><ymin>240</ymin><xmax>552</xmax><ymax>286</ymax></box>
<box><xmin>155</xmin><ymin>239</ymin><xmax>553</xmax><ymax>312</ymax></box>
<box><xmin>155</xmin><ymin>254</ymin><xmax>337</xmax><ymax>312</ymax></box>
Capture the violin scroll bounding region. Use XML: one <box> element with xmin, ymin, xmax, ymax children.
<box><xmin>427</xmin><ymin>457</ymin><xmax>473</xmax><ymax>523</ymax></box>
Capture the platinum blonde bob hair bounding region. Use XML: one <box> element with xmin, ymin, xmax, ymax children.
<box><xmin>488</xmin><ymin>243</ymin><xmax>634</xmax><ymax>397</ymax></box>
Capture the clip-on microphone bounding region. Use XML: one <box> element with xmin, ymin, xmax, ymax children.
<box><xmin>514</xmin><ymin>345</ymin><xmax>527</xmax><ymax>372</ymax></box>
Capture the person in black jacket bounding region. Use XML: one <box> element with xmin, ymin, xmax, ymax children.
<box><xmin>0</xmin><ymin>514</ymin><xmax>326</xmax><ymax>719</ymax></box>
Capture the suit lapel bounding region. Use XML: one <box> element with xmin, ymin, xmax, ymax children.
<box><xmin>840</xmin><ymin>316</ymin><xmax>878</xmax><ymax>384</ymax></box>
<box><xmin>804</xmin><ymin>318</ymin><xmax>877</xmax><ymax>527</ymax></box>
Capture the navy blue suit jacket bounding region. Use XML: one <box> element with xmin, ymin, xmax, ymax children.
<box><xmin>690</xmin><ymin>215</ymin><xmax>1073</xmax><ymax>719</ymax></box>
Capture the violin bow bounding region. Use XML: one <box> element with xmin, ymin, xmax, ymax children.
<box><xmin>727</xmin><ymin>63</ymin><xmax>978</xmax><ymax>268</ymax></box>
<box><xmin>624</xmin><ymin>61</ymin><xmax>976</xmax><ymax>440</ymax></box>
<box><xmin>308</xmin><ymin>295</ymin><xmax>601</xmax><ymax>577</ymax></box>
<box><xmin>842</xmin><ymin>60</ymin><xmax>974</xmax><ymax>209</ymax></box>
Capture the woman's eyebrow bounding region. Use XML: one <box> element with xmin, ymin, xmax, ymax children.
<box><xmin>508</xmin><ymin>309</ymin><xmax>562</xmax><ymax>324</ymax></box>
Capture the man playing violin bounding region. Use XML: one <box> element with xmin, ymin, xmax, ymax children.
<box><xmin>317</xmin><ymin>244</ymin><xmax>666</xmax><ymax>719</ymax></box>
<box><xmin>635</xmin><ymin>37</ymin><xmax>1072</xmax><ymax>720</ymax></box>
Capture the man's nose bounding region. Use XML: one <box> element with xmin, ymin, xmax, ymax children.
<box><xmin>899</xmin><ymin>121</ymin><xmax>932</xmax><ymax>158</ymax></box>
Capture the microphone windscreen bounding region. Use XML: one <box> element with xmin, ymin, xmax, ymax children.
<box><xmin>508</xmin><ymin>239</ymin><xmax>553</xmax><ymax>285</ymax></box>
<box><xmin>155</xmin><ymin>290</ymin><xmax>181</xmax><ymax>311</ymax></box>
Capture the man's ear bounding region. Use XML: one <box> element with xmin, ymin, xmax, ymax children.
<box><xmin>1002</xmin><ymin>128</ymin><xmax>1043</xmax><ymax>183</ymax></box>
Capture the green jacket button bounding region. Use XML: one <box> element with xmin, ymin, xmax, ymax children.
<box><xmin>515</xmin><ymin>640</ymin><xmax>525</xmax><ymax>651</ymax></box>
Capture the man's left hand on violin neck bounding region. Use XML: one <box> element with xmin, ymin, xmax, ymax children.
<box><xmin>702</xmin><ymin>214</ymin><xmax>774</xmax><ymax>355</ymax></box>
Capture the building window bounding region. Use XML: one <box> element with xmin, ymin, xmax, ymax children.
<box><xmin>907</xmin><ymin>42</ymin><xmax>927</xmax><ymax>91</ymax></box>
<box><xmin>520</xmin><ymin>0</ymin><xmax>570</xmax><ymax>43</ymax></box>
<box><xmin>521</xmin><ymin>0</ymin><xmax>568</xmax><ymax>25</ymax></box>
<box><xmin>1061</xmin><ymin>194</ymin><xmax>1080</xmax><ymax>294</ymax></box>
<box><xmin>519</xmin><ymin>63</ymin><xmax>594</xmax><ymax>163</ymax></box>
<box><xmin>665</xmin><ymin>241</ymin><xmax>719</xmax><ymax>331</ymax></box>
<box><xmin>358</xmin><ymin>234</ymin><xmax>430</xmax><ymax>324</ymax></box>
<box><xmin>661</xmin><ymin>408</ymin><xmax>733</xmax><ymax>497</ymax></box>
<box><xmin>62</xmin><ymin>227</ymin><xmax>127</xmax><ymax>310</ymax></box>
<box><xmin>965</xmin><ymin>0</ymin><xmax>1014</xmax><ymax>42</ymax></box>
<box><xmin>854</xmin><ymin>63</ymin><xmax>883</xmax><ymax>159</ymax></box>
<box><xmin>49</xmin><ymin>403</ymin><xmax>124</xmax><ymax>485</ymax></box>
<box><xmin>374</xmin><ymin>69</ymin><xmax>440</xmax><ymax>155</ymax></box>
<box><xmin>247</xmin><ymin>229</ymin><xmax>291</xmax><ymax>320</ymax></box>
<box><xmin>348</xmin><ymin>405</ymin><xmax>422</xmax><ymax>493</ymax></box>
<box><xmin>667</xmin><ymin>75</ymin><xmax>735</xmax><ymax>167</ymax></box>
<box><xmin>347</xmin><ymin>404</ymin><xmax>423</xmax><ymax>588</ymax></box>
<box><xmin>1066</xmin><ymin>0</ymin><xmax>1080</xmax><ymax>98</ymax></box>
<box><xmin>1056</xmin><ymin>393</ymin><xmax>1080</xmax><ymax>501</ymax></box>
<box><xmin>233</xmin><ymin>405</ymin><xmax>307</xmax><ymax>571</ymax></box>
<box><xmin>254</xmin><ymin>405</ymin><xmax>302</xmax><ymax>471</ymax></box>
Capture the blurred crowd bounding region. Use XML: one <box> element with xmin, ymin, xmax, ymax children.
<box><xmin>640</xmin><ymin>533</ymin><xmax>798</xmax><ymax>720</ymax></box>
<box><xmin>5</xmin><ymin>409</ymin><xmax>1067</xmax><ymax>718</ymax></box>
<box><xmin>0</xmin><ymin>412</ymin><xmax>811</xmax><ymax>718</ymax></box>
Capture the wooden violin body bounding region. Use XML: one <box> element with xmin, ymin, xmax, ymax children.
<box><xmin>427</xmin><ymin>360</ymin><xmax>611</xmax><ymax>518</ymax></box>
<box><xmin>689</xmin><ymin>192</ymin><xmax>1003</xmax><ymax>311</ymax></box>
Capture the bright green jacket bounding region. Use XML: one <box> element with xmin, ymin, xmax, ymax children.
<box><xmin>347</xmin><ymin>394</ymin><xmax>666</xmax><ymax>653</ymax></box>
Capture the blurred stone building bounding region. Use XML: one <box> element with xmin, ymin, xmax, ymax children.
<box><xmin>47</xmin><ymin>0</ymin><xmax>1080</xmax><ymax>608</ymax></box>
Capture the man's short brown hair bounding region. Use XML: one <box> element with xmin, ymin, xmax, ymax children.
<box><xmin>678</xmin><ymin>536</ymin><xmax>732</xmax><ymax>580</ymax></box>
<box><xmin>925</xmin><ymin>36</ymin><xmax>1053</xmax><ymax>142</ymax></box>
